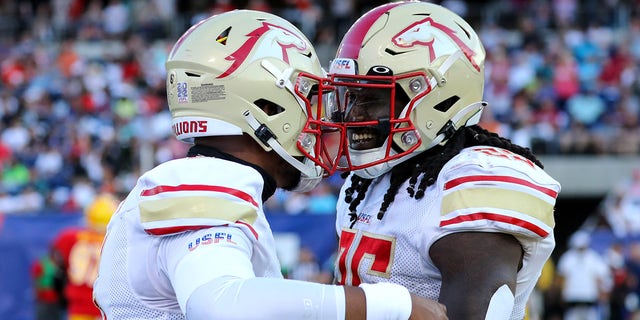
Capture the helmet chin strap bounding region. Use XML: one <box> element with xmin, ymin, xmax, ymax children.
<box><xmin>243</xmin><ymin>110</ymin><xmax>322</xmax><ymax>192</ymax></box>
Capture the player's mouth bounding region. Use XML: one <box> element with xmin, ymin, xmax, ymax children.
<box><xmin>348</xmin><ymin>127</ymin><xmax>385</xmax><ymax>150</ymax></box>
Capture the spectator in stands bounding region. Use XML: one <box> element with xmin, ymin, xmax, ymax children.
<box><xmin>565</xmin><ymin>84</ymin><xmax>606</xmax><ymax>129</ymax></box>
<box><xmin>608</xmin><ymin>105</ymin><xmax>640</xmax><ymax>155</ymax></box>
<box><xmin>557</xmin><ymin>230</ymin><xmax>612</xmax><ymax>320</ymax></box>
<box><xmin>552</xmin><ymin>49</ymin><xmax>580</xmax><ymax>108</ymax></box>
<box><xmin>558</xmin><ymin>121</ymin><xmax>606</xmax><ymax>155</ymax></box>
<box><xmin>530</xmin><ymin>96</ymin><xmax>568</xmax><ymax>154</ymax></box>
<box><xmin>605</xmin><ymin>241</ymin><xmax>633</xmax><ymax>320</ymax></box>
<box><xmin>603</xmin><ymin>167</ymin><xmax>640</xmax><ymax>237</ymax></box>
<box><xmin>604</xmin><ymin>192</ymin><xmax>637</xmax><ymax>238</ymax></box>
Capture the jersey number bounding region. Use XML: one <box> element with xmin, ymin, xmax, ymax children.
<box><xmin>336</xmin><ymin>229</ymin><xmax>395</xmax><ymax>286</ymax></box>
<box><xmin>68</xmin><ymin>240</ymin><xmax>101</xmax><ymax>287</ymax></box>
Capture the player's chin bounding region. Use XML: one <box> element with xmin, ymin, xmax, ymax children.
<box><xmin>280</xmin><ymin>172</ymin><xmax>302</xmax><ymax>191</ymax></box>
<box><xmin>279</xmin><ymin>166</ymin><xmax>303</xmax><ymax>191</ymax></box>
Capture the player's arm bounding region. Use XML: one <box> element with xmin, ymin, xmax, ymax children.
<box><xmin>164</xmin><ymin>226</ymin><xmax>446</xmax><ymax>320</ymax></box>
<box><xmin>430</xmin><ymin>231</ymin><xmax>522</xmax><ymax>320</ymax></box>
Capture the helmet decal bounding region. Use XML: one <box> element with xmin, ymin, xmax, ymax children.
<box><xmin>337</xmin><ymin>2</ymin><xmax>404</xmax><ymax>59</ymax></box>
<box><xmin>216</xmin><ymin>27</ymin><xmax>231</xmax><ymax>45</ymax></box>
<box><xmin>218</xmin><ymin>22</ymin><xmax>308</xmax><ymax>78</ymax></box>
<box><xmin>392</xmin><ymin>17</ymin><xmax>480</xmax><ymax>72</ymax></box>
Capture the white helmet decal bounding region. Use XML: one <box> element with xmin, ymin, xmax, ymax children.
<box><xmin>392</xmin><ymin>17</ymin><xmax>480</xmax><ymax>72</ymax></box>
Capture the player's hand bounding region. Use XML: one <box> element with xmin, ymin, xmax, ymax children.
<box><xmin>409</xmin><ymin>293</ymin><xmax>448</xmax><ymax>320</ymax></box>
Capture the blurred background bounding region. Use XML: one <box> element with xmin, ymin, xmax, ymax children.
<box><xmin>0</xmin><ymin>0</ymin><xmax>639</xmax><ymax>319</ymax></box>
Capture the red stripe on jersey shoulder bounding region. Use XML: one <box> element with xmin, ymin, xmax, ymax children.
<box><xmin>440</xmin><ymin>212</ymin><xmax>549</xmax><ymax>237</ymax></box>
<box><xmin>145</xmin><ymin>221</ymin><xmax>259</xmax><ymax>240</ymax></box>
<box><xmin>145</xmin><ymin>225</ymin><xmax>212</xmax><ymax>236</ymax></box>
<box><xmin>141</xmin><ymin>184</ymin><xmax>259</xmax><ymax>207</ymax></box>
<box><xmin>444</xmin><ymin>175</ymin><xmax>558</xmax><ymax>198</ymax></box>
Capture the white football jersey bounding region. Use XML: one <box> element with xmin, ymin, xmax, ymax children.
<box><xmin>335</xmin><ymin>146</ymin><xmax>560</xmax><ymax>320</ymax></box>
<box><xmin>94</xmin><ymin>155</ymin><xmax>282</xmax><ymax>318</ymax></box>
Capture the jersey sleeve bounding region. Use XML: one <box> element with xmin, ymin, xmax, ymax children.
<box><xmin>136</xmin><ymin>157</ymin><xmax>263</xmax><ymax>239</ymax></box>
<box><xmin>161</xmin><ymin>226</ymin><xmax>345</xmax><ymax>319</ymax></box>
<box><xmin>437</xmin><ymin>147</ymin><xmax>560</xmax><ymax>239</ymax></box>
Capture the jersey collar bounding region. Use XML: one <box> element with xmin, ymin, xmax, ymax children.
<box><xmin>187</xmin><ymin>144</ymin><xmax>277</xmax><ymax>202</ymax></box>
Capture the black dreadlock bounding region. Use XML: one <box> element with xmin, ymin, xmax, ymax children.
<box><xmin>341</xmin><ymin>125</ymin><xmax>543</xmax><ymax>226</ymax></box>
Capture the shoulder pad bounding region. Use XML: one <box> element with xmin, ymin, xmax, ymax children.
<box><xmin>137</xmin><ymin>158</ymin><xmax>262</xmax><ymax>236</ymax></box>
<box><xmin>438</xmin><ymin>147</ymin><xmax>560</xmax><ymax>239</ymax></box>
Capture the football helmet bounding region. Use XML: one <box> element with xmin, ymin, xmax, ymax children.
<box><xmin>327</xmin><ymin>1</ymin><xmax>487</xmax><ymax>178</ymax></box>
<box><xmin>85</xmin><ymin>193</ymin><xmax>118</xmax><ymax>233</ymax></box>
<box><xmin>166</xmin><ymin>10</ymin><xmax>339</xmax><ymax>192</ymax></box>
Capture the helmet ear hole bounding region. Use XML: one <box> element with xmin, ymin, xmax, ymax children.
<box><xmin>185</xmin><ymin>71</ymin><xmax>202</xmax><ymax>78</ymax></box>
<box><xmin>254</xmin><ymin>99</ymin><xmax>285</xmax><ymax>116</ymax></box>
<box><xmin>455</xmin><ymin>22</ymin><xmax>472</xmax><ymax>39</ymax></box>
<box><xmin>395</xmin><ymin>84</ymin><xmax>410</xmax><ymax>103</ymax></box>
<box><xmin>433</xmin><ymin>96</ymin><xmax>460</xmax><ymax>112</ymax></box>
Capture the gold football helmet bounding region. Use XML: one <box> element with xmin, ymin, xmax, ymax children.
<box><xmin>328</xmin><ymin>1</ymin><xmax>487</xmax><ymax>178</ymax></box>
<box><xmin>166</xmin><ymin>10</ymin><xmax>338</xmax><ymax>191</ymax></box>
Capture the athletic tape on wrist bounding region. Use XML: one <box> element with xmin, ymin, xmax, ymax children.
<box><xmin>359</xmin><ymin>282</ymin><xmax>412</xmax><ymax>320</ymax></box>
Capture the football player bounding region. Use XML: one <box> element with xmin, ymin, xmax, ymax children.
<box><xmin>51</xmin><ymin>193</ymin><xmax>118</xmax><ymax>320</ymax></box>
<box><xmin>93</xmin><ymin>9</ymin><xmax>447</xmax><ymax>320</ymax></box>
<box><xmin>327</xmin><ymin>1</ymin><xmax>561</xmax><ymax>319</ymax></box>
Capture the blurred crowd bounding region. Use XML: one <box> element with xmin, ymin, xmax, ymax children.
<box><xmin>0</xmin><ymin>0</ymin><xmax>639</xmax><ymax>217</ymax></box>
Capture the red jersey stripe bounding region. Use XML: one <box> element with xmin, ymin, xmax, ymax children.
<box><xmin>145</xmin><ymin>221</ymin><xmax>259</xmax><ymax>240</ymax></box>
<box><xmin>235</xmin><ymin>220</ymin><xmax>259</xmax><ymax>240</ymax></box>
<box><xmin>440</xmin><ymin>212</ymin><xmax>549</xmax><ymax>237</ymax></box>
<box><xmin>444</xmin><ymin>175</ymin><xmax>558</xmax><ymax>198</ymax></box>
<box><xmin>141</xmin><ymin>184</ymin><xmax>259</xmax><ymax>208</ymax></box>
<box><xmin>145</xmin><ymin>225</ymin><xmax>212</xmax><ymax>236</ymax></box>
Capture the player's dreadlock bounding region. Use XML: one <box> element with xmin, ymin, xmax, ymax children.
<box><xmin>342</xmin><ymin>125</ymin><xmax>543</xmax><ymax>227</ymax></box>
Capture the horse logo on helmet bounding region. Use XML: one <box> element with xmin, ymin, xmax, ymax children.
<box><xmin>392</xmin><ymin>17</ymin><xmax>481</xmax><ymax>72</ymax></box>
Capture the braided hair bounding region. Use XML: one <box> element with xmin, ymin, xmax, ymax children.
<box><xmin>342</xmin><ymin>125</ymin><xmax>543</xmax><ymax>227</ymax></box>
